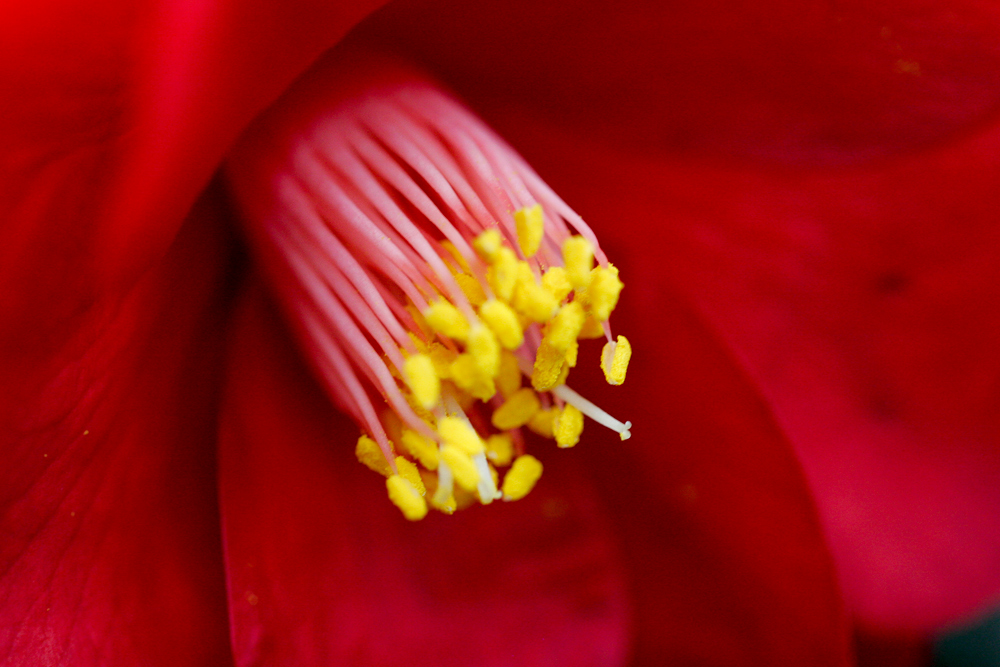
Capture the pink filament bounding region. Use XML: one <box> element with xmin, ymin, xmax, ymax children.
<box><xmin>232</xmin><ymin>79</ymin><xmax>613</xmax><ymax>458</ymax></box>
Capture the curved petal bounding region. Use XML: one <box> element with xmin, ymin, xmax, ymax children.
<box><xmin>0</xmin><ymin>191</ymin><xmax>233</xmax><ymax>665</ymax></box>
<box><xmin>0</xmin><ymin>0</ymin><xmax>386</xmax><ymax>363</ymax></box>
<box><xmin>562</xmin><ymin>226</ymin><xmax>853</xmax><ymax>664</ymax></box>
<box><xmin>359</xmin><ymin>0</ymin><xmax>1000</xmax><ymax>165</ymax></box>
<box><xmin>501</xmin><ymin>109</ymin><xmax>1000</xmax><ymax>632</ymax></box>
<box><xmin>219</xmin><ymin>283</ymin><xmax>631</xmax><ymax>667</ymax></box>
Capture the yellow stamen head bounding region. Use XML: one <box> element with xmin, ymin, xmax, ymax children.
<box><xmin>491</xmin><ymin>387</ymin><xmax>542</xmax><ymax>430</ymax></box>
<box><xmin>601</xmin><ymin>335</ymin><xmax>632</xmax><ymax>386</ymax></box>
<box><xmin>387</xmin><ymin>475</ymin><xmax>428</xmax><ymax>521</ymax></box>
<box><xmin>395</xmin><ymin>456</ymin><xmax>427</xmax><ymax>495</ymax></box>
<box><xmin>403</xmin><ymin>353</ymin><xmax>440</xmax><ymax>409</ymax></box>
<box><xmin>554</xmin><ymin>404</ymin><xmax>584</xmax><ymax>448</ymax></box>
<box><xmin>425</xmin><ymin>300</ymin><xmax>470</xmax><ymax>341</ymax></box>
<box><xmin>438</xmin><ymin>416</ymin><xmax>485</xmax><ymax>455</ymax></box>
<box><xmin>541</xmin><ymin>266</ymin><xmax>572</xmax><ymax>303</ymax></box>
<box><xmin>473</xmin><ymin>228</ymin><xmax>503</xmax><ymax>263</ymax></box>
<box><xmin>562</xmin><ymin>236</ymin><xmax>594</xmax><ymax>289</ymax></box>
<box><xmin>514</xmin><ymin>203</ymin><xmax>545</xmax><ymax>257</ymax></box>
<box><xmin>544</xmin><ymin>301</ymin><xmax>586</xmax><ymax>353</ymax></box>
<box><xmin>589</xmin><ymin>264</ymin><xmax>624</xmax><ymax>322</ymax></box>
<box><xmin>356</xmin><ymin>435</ymin><xmax>392</xmax><ymax>476</ymax></box>
<box><xmin>487</xmin><ymin>246</ymin><xmax>519</xmax><ymax>302</ymax></box>
<box><xmin>485</xmin><ymin>433</ymin><xmax>515</xmax><ymax>467</ymax></box>
<box><xmin>468</xmin><ymin>324</ymin><xmax>501</xmax><ymax>378</ymax></box>
<box><xmin>400</xmin><ymin>429</ymin><xmax>439</xmax><ymax>470</ymax></box>
<box><xmin>478</xmin><ymin>299</ymin><xmax>524</xmax><ymax>350</ymax></box>
<box><xmin>501</xmin><ymin>455</ymin><xmax>543</xmax><ymax>501</ymax></box>
<box><xmin>440</xmin><ymin>445</ymin><xmax>480</xmax><ymax>492</ymax></box>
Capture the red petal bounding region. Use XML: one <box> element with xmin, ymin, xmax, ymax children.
<box><xmin>1</xmin><ymin>0</ymin><xmax>386</xmax><ymax>361</ymax></box>
<box><xmin>219</xmin><ymin>283</ymin><xmax>631</xmax><ymax>666</ymax></box>
<box><xmin>563</xmin><ymin>236</ymin><xmax>854</xmax><ymax>663</ymax></box>
<box><xmin>0</xmin><ymin>193</ymin><xmax>233</xmax><ymax>665</ymax></box>
<box><xmin>507</xmin><ymin>109</ymin><xmax>1000</xmax><ymax>632</ymax></box>
<box><xmin>361</xmin><ymin>0</ymin><xmax>1000</xmax><ymax>165</ymax></box>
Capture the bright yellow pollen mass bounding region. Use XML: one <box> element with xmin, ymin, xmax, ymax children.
<box><xmin>541</xmin><ymin>266</ymin><xmax>572</xmax><ymax>302</ymax></box>
<box><xmin>425</xmin><ymin>300</ymin><xmax>469</xmax><ymax>340</ymax></box>
<box><xmin>438</xmin><ymin>416</ymin><xmax>485</xmax><ymax>455</ymax></box>
<box><xmin>403</xmin><ymin>353</ymin><xmax>440</xmax><ymax>409</ymax></box>
<box><xmin>532</xmin><ymin>338</ymin><xmax>567</xmax><ymax>392</ymax></box>
<box><xmin>478</xmin><ymin>299</ymin><xmax>524</xmax><ymax>350</ymax></box>
<box><xmin>395</xmin><ymin>456</ymin><xmax>426</xmax><ymax>495</ymax></box>
<box><xmin>473</xmin><ymin>228</ymin><xmax>503</xmax><ymax>262</ymax></box>
<box><xmin>589</xmin><ymin>265</ymin><xmax>623</xmax><ymax>321</ymax></box>
<box><xmin>454</xmin><ymin>272</ymin><xmax>487</xmax><ymax>306</ymax></box>
<box><xmin>356</xmin><ymin>435</ymin><xmax>391</xmax><ymax>476</ymax></box>
<box><xmin>601</xmin><ymin>335</ymin><xmax>632</xmax><ymax>385</ymax></box>
<box><xmin>468</xmin><ymin>324</ymin><xmax>501</xmax><ymax>377</ymax></box>
<box><xmin>514</xmin><ymin>204</ymin><xmax>545</xmax><ymax>257</ymax></box>
<box><xmin>527</xmin><ymin>407</ymin><xmax>558</xmax><ymax>438</ymax></box>
<box><xmin>512</xmin><ymin>266</ymin><xmax>559</xmax><ymax>323</ymax></box>
<box><xmin>440</xmin><ymin>445</ymin><xmax>480</xmax><ymax>492</ymax></box>
<box><xmin>386</xmin><ymin>475</ymin><xmax>428</xmax><ymax>520</ymax></box>
<box><xmin>400</xmin><ymin>429</ymin><xmax>439</xmax><ymax>470</ymax></box>
<box><xmin>485</xmin><ymin>433</ymin><xmax>514</xmax><ymax>467</ymax></box>
<box><xmin>496</xmin><ymin>350</ymin><xmax>522</xmax><ymax>398</ymax></box>
<box><xmin>488</xmin><ymin>246</ymin><xmax>519</xmax><ymax>301</ymax></box>
<box><xmin>554</xmin><ymin>404</ymin><xmax>584</xmax><ymax>448</ymax></box>
<box><xmin>562</xmin><ymin>236</ymin><xmax>594</xmax><ymax>289</ymax></box>
<box><xmin>449</xmin><ymin>353</ymin><xmax>496</xmax><ymax>400</ymax></box>
<box><xmin>545</xmin><ymin>301</ymin><xmax>585</xmax><ymax>352</ymax></box>
<box><xmin>502</xmin><ymin>455</ymin><xmax>543</xmax><ymax>501</ymax></box>
<box><xmin>491</xmin><ymin>387</ymin><xmax>541</xmax><ymax>430</ymax></box>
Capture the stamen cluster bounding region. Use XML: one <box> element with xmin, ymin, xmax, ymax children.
<box><xmin>228</xmin><ymin>79</ymin><xmax>631</xmax><ymax>520</ymax></box>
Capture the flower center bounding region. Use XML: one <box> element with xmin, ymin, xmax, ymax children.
<box><xmin>229</xmin><ymin>76</ymin><xmax>631</xmax><ymax>520</ymax></box>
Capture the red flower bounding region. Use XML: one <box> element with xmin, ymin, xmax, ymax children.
<box><xmin>2</xmin><ymin>1</ymin><xmax>998</xmax><ymax>666</ymax></box>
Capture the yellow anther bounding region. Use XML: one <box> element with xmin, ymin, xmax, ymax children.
<box><xmin>454</xmin><ymin>272</ymin><xmax>487</xmax><ymax>306</ymax></box>
<box><xmin>488</xmin><ymin>246</ymin><xmax>519</xmax><ymax>302</ymax></box>
<box><xmin>485</xmin><ymin>433</ymin><xmax>514</xmax><ymax>467</ymax></box>
<box><xmin>501</xmin><ymin>455</ymin><xmax>543</xmax><ymax>501</ymax></box>
<box><xmin>491</xmin><ymin>387</ymin><xmax>541</xmax><ymax>430</ymax></box>
<box><xmin>541</xmin><ymin>266</ymin><xmax>572</xmax><ymax>303</ymax></box>
<box><xmin>601</xmin><ymin>335</ymin><xmax>632</xmax><ymax>385</ymax></box>
<box><xmin>440</xmin><ymin>240</ymin><xmax>472</xmax><ymax>273</ymax></box>
<box><xmin>438</xmin><ymin>416</ymin><xmax>485</xmax><ymax>455</ymax></box>
<box><xmin>426</xmin><ymin>342</ymin><xmax>456</xmax><ymax>379</ymax></box>
<box><xmin>565</xmin><ymin>340</ymin><xmax>579</xmax><ymax>368</ymax></box>
<box><xmin>425</xmin><ymin>300</ymin><xmax>469</xmax><ymax>341</ymax></box>
<box><xmin>527</xmin><ymin>407</ymin><xmax>558</xmax><ymax>438</ymax></box>
<box><xmin>589</xmin><ymin>265</ymin><xmax>623</xmax><ymax>321</ymax></box>
<box><xmin>468</xmin><ymin>324</ymin><xmax>501</xmax><ymax>378</ymax></box>
<box><xmin>402</xmin><ymin>353</ymin><xmax>440</xmax><ymax>409</ymax></box>
<box><xmin>478</xmin><ymin>299</ymin><xmax>524</xmax><ymax>350</ymax></box>
<box><xmin>513</xmin><ymin>265</ymin><xmax>559</xmax><ymax>323</ymax></box>
<box><xmin>400</xmin><ymin>429</ymin><xmax>439</xmax><ymax>470</ymax></box>
<box><xmin>356</xmin><ymin>435</ymin><xmax>392</xmax><ymax>476</ymax></box>
<box><xmin>514</xmin><ymin>203</ymin><xmax>545</xmax><ymax>257</ymax></box>
<box><xmin>496</xmin><ymin>350</ymin><xmax>522</xmax><ymax>398</ymax></box>
<box><xmin>554</xmin><ymin>404</ymin><xmax>584</xmax><ymax>448</ymax></box>
<box><xmin>473</xmin><ymin>228</ymin><xmax>503</xmax><ymax>263</ymax></box>
<box><xmin>544</xmin><ymin>301</ymin><xmax>586</xmax><ymax>352</ymax></box>
<box><xmin>562</xmin><ymin>235</ymin><xmax>594</xmax><ymax>289</ymax></box>
<box><xmin>386</xmin><ymin>475</ymin><xmax>428</xmax><ymax>520</ymax></box>
<box><xmin>532</xmin><ymin>338</ymin><xmax>567</xmax><ymax>392</ymax></box>
<box><xmin>395</xmin><ymin>456</ymin><xmax>426</xmax><ymax>495</ymax></box>
<box><xmin>578</xmin><ymin>316</ymin><xmax>605</xmax><ymax>339</ymax></box>
<box><xmin>440</xmin><ymin>445</ymin><xmax>480</xmax><ymax>492</ymax></box>
<box><xmin>449</xmin><ymin>353</ymin><xmax>496</xmax><ymax>401</ymax></box>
